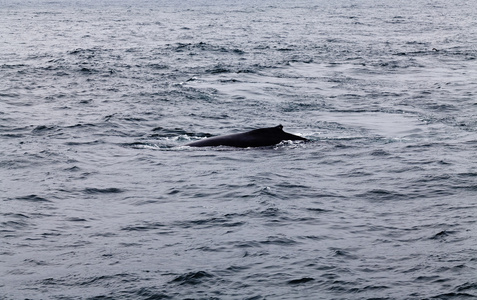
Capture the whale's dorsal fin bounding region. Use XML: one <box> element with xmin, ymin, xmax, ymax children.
<box><xmin>186</xmin><ymin>124</ymin><xmax>306</xmax><ymax>147</ymax></box>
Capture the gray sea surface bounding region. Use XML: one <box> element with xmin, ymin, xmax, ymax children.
<box><xmin>1</xmin><ymin>0</ymin><xmax>477</xmax><ymax>299</ymax></box>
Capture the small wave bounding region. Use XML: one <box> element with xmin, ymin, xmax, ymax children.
<box><xmin>260</xmin><ymin>235</ymin><xmax>299</xmax><ymax>246</ymax></box>
<box><xmin>65</xmin><ymin>140</ymin><xmax>104</xmax><ymax>146</ymax></box>
<box><xmin>128</xmin><ymin>287</ymin><xmax>172</xmax><ymax>300</ymax></box>
<box><xmin>357</xmin><ymin>189</ymin><xmax>413</xmax><ymax>201</ymax></box>
<box><xmin>0</xmin><ymin>92</ymin><xmax>21</xmax><ymax>98</ymax></box>
<box><xmin>78</xmin><ymin>67</ymin><xmax>98</xmax><ymax>74</ymax></box>
<box><xmin>13</xmin><ymin>194</ymin><xmax>51</xmax><ymax>202</ymax></box>
<box><xmin>83</xmin><ymin>187</ymin><xmax>125</xmax><ymax>194</ymax></box>
<box><xmin>39</xmin><ymin>273</ymin><xmax>137</xmax><ymax>289</ymax></box>
<box><xmin>1</xmin><ymin>220</ymin><xmax>30</xmax><ymax>230</ymax></box>
<box><xmin>65</xmin><ymin>217</ymin><xmax>88</xmax><ymax>222</ymax></box>
<box><xmin>431</xmin><ymin>292</ymin><xmax>477</xmax><ymax>299</ymax></box>
<box><xmin>151</xmin><ymin>126</ymin><xmax>199</xmax><ymax>138</ymax></box>
<box><xmin>370</xmin><ymin>149</ymin><xmax>391</xmax><ymax>156</ymax></box>
<box><xmin>67</xmin><ymin>47</ymin><xmax>105</xmax><ymax>56</ymax></box>
<box><xmin>32</xmin><ymin>125</ymin><xmax>59</xmax><ymax>135</ymax></box>
<box><xmin>306</xmin><ymin>207</ymin><xmax>331</xmax><ymax>213</ymax></box>
<box><xmin>121</xmin><ymin>222</ymin><xmax>165</xmax><ymax>232</ymax></box>
<box><xmin>121</xmin><ymin>142</ymin><xmax>162</xmax><ymax>150</ymax></box>
<box><xmin>458</xmin><ymin>172</ymin><xmax>477</xmax><ymax>178</ymax></box>
<box><xmin>1</xmin><ymin>63</ymin><xmax>27</xmax><ymax>69</ymax></box>
<box><xmin>147</xmin><ymin>63</ymin><xmax>168</xmax><ymax>69</ymax></box>
<box><xmin>174</xmin><ymin>217</ymin><xmax>245</xmax><ymax>229</ymax></box>
<box><xmin>64</xmin><ymin>166</ymin><xmax>81</xmax><ymax>172</ymax></box>
<box><xmin>287</xmin><ymin>277</ymin><xmax>315</xmax><ymax>285</ymax></box>
<box><xmin>430</xmin><ymin>230</ymin><xmax>455</xmax><ymax>240</ymax></box>
<box><xmin>170</xmin><ymin>271</ymin><xmax>214</xmax><ymax>286</ymax></box>
<box><xmin>3</xmin><ymin>213</ymin><xmax>29</xmax><ymax>219</ymax></box>
<box><xmin>206</xmin><ymin>67</ymin><xmax>231</xmax><ymax>74</ymax></box>
<box><xmin>65</xmin><ymin>123</ymin><xmax>97</xmax><ymax>129</ymax></box>
<box><xmin>171</xmin><ymin>42</ymin><xmax>245</xmax><ymax>55</ymax></box>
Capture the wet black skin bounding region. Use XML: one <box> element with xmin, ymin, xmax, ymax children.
<box><xmin>186</xmin><ymin>125</ymin><xmax>307</xmax><ymax>148</ymax></box>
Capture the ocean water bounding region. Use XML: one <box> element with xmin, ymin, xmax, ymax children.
<box><xmin>1</xmin><ymin>0</ymin><xmax>476</xmax><ymax>299</ymax></box>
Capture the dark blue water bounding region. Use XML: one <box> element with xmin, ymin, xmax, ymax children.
<box><xmin>1</xmin><ymin>0</ymin><xmax>477</xmax><ymax>299</ymax></box>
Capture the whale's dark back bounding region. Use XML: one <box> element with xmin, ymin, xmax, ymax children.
<box><xmin>186</xmin><ymin>125</ymin><xmax>307</xmax><ymax>148</ymax></box>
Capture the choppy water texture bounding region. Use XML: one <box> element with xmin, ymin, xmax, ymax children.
<box><xmin>1</xmin><ymin>0</ymin><xmax>477</xmax><ymax>299</ymax></box>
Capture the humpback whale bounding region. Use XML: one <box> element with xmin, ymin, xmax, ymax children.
<box><xmin>186</xmin><ymin>125</ymin><xmax>307</xmax><ymax>148</ymax></box>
